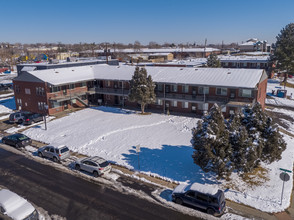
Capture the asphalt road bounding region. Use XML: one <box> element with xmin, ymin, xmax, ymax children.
<box><xmin>0</xmin><ymin>147</ymin><xmax>201</xmax><ymax>220</ymax></box>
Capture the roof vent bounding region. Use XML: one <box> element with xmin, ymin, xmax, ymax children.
<box><xmin>72</xmin><ymin>69</ymin><xmax>74</xmax><ymax>71</ymax></box>
<box><xmin>227</xmin><ymin>71</ymin><xmax>231</xmax><ymax>74</ymax></box>
<box><xmin>55</xmin><ymin>71</ymin><xmax>59</xmax><ymax>73</ymax></box>
<box><xmin>195</xmin><ymin>69</ymin><xmax>198</xmax><ymax>71</ymax></box>
<box><xmin>117</xmin><ymin>66</ymin><xmax>120</xmax><ymax>68</ymax></box>
<box><xmin>180</xmin><ymin>68</ymin><xmax>183</xmax><ymax>70</ymax></box>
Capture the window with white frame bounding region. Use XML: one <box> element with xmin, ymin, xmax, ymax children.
<box><xmin>171</xmin><ymin>85</ymin><xmax>178</xmax><ymax>92</ymax></box>
<box><xmin>171</xmin><ymin>100</ymin><xmax>177</xmax><ymax>107</ymax></box>
<box><xmin>156</xmin><ymin>99</ymin><xmax>163</xmax><ymax>105</ymax></box>
<box><xmin>182</xmin><ymin>85</ymin><xmax>189</xmax><ymax>93</ymax></box>
<box><xmin>182</xmin><ymin>102</ymin><xmax>189</xmax><ymax>108</ymax></box>
<box><xmin>36</xmin><ymin>87</ymin><xmax>45</xmax><ymax>96</ymax></box>
<box><xmin>198</xmin><ymin>103</ymin><xmax>208</xmax><ymax>110</ymax></box>
<box><xmin>38</xmin><ymin>102</ymin><xmax>46</xmax><ymax>110</ymax></box>
<box><xmin>25</xmin><ymin>88</ymin><xmax>31</xmax><ymax>94</ymax></box>
<box><xmin>216</xmin><ymin>88</ymin><xmax>227</xmax><ymax>96</ymax></box>
<box><xmin>240</xmin><ymin>89</ymin><xmax>252</xmax><ymax>98</ymax></box>
<box><xmin>198</xmin><ymin>86</ymin><xmax>209</xmax><ymax>94</ymax></box>
<box><xmin>17</xmin><ymin>98</ymin><xmax>22</xmax><ymax>106</ymax></box>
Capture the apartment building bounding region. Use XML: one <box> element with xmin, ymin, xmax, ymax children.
<box><xmin>13</xmin><ymin>65</ymin><xmax>267</xmax><ymax>117</ymax></box>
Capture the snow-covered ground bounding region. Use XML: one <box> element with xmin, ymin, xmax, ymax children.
<box><xmin>266</xmin><ymin>77</ymin><xmax>294</xmax><ymax>108</ymax></box>
<box><xmin>21</xmin><ymin>106</ymin><xmax>294</xmax><ymax>213</ymax></box>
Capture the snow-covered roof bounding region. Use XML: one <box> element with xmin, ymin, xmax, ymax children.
<box><xmin>24</xmin><ymin>64</ymin><xmax>266</xmax><ymax>89</ymax></box>
<box><xmin>149</xmin><ymin>53</ymin><xmax>172</xmax><ymax>56</ymax></box>
<box><xmin>219</xmin><ymin>55</ymin><xmax>269</xmax><ymax>62</ymax></box>
<box><xmin>86</xmin><ymin>47</ymin><xmax>220</xmax><ymax>54</ymax></box>
<box><xmin>173</xmin><ymin>183</ymin><xmax>219</xmax><ymax>195</ymax></box>
<box><xmin>26</xmin><ymin>65</ymin><xmax>266</xmax><ymax>88</ymax></box>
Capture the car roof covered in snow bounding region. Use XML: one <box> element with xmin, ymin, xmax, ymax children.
<box><xmin>173</xmin><ymin>182</ymin><xmax>219</xmax><ymax>196</ymax></box>
<box><xmin>0</xmin><ymin>189</ymin><xmax>35</xmax><ymax>220</ymax></box>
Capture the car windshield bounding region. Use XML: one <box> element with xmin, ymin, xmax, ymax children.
<box><xmin>99</xmin><ymin>161</ymin><xmax>109</xmax><ymax>168</ymax></box>
<box><xmin>15</xmin><ymin>134</ymin><xmax>28</xmax><ymax>140</ymax></box>
<box><xmin>60</xmin><ymin>147</ymin><xmax>69</xmax><ymax>153</ymax></box>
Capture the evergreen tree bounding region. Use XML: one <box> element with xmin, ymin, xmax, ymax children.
<box><xmin>191</xmin><ymin>104</ymin><xmax>232</xmax><ymax>178</ymax></box>
<box><xmin>128</xmin><ymin>67</ymin><xmax>156</xmax><ymax>114</ymax></box>
<box><xmin>207</xmin><ymin>53</ymin><xmax>221</xmax><ymax>68</ymax></box>
<box><xmin>272</xmin><ymin>23</ymin><xmax>294</xmax><ymax>84</ymax></box>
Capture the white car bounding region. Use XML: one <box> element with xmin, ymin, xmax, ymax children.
<box><xmin>0</xmin><ymin>189</ymin><xmax>38</xmax><ymax>220</ymax></box>
<box><xmin>74</xmin><ymin>156</ymin><xmax>112</xmax><ymax>177</ymax></box>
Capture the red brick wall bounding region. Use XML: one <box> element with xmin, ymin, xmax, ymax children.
<box><xmin>257</xmin><ymin>78</ymin><xmax>267</xmax><ymax>109</ymax></box>
<box><xmin>13</xmin><ymin>81</ymin><xmax>47</xmax><ymax>113</ymax></box>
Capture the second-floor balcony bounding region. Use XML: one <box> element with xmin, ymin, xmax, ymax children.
<box><xmin>88</xmin><ymin>87</ymin><xmax>130</xmax><ymax>96</ymax></box>
<box><xmin>49</xmin><ymin>91</ymin><xmax>87</xmax><ymax>102</ymax></box>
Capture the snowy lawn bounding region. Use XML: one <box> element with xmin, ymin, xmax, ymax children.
<box><xmin>22</xmin><ymin>106</ymin><xmax>294</xmax><ymax>213</ymax></box>
<box><xmin>266</xmin><ymin>78</ymin><xmax>294</xmax><ymax>108</ymax></box>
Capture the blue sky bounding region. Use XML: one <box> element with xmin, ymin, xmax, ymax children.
<box><xmin>1</xmin><ymin>0</ymin><xmax>294</xmax><ymax>45</ymax></box>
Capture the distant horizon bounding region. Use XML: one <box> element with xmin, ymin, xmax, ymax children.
<box><xmin>1</xmin><ymin>0</ymin><xmax>294</xmax><ymax>45</ymax></box>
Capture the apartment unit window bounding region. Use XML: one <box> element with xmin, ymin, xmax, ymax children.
<box><xmin>182</xmin><ymin>102</ymin><xmax>189</xmax><ymax>108</ymax></box>
<box><xmin>156</xmin><ymin>99</ymin><xmax>163</xmax><ymax>105</ymax></box>
<box><xmin>38</xmin><ymin>102</ymin><xmax>46</xmax><ymax>110</ymax></box>
<box><xmin>17</xmin><ymin>98</ymin><xmax>22</xmax><ymax>106</ymax></box>
<box><xmin>50</xmin><ymin>101</ymin><xmax>61</xmax><ymax>108</ymax></box>
<box><xmin>52</xmin><ymin>86</ymin><xmax>60</xmax><ymax>93</ymax></box>
<box><xmin>171</xmin><ymin>85</ymin><xmax>178</xmax><ymax>92</ymax></box>
<box><xmin>156</xmin><ymin>84</ymin><xmax>163</xmax><ymax>91</ymax></box>
<box><xmin>36</xmin><ymin>87</ymin><xmax>45</xmax><ymax>96</ymax></box>
<box><xmin>198</xmin><ymin>86</ymin><xmax>209</xmax><ymax>94</ymax></box>
<box><xmin>106</xmin><ymin>81</ymin><xmax>111</xmax><ymax>87</ymax></box>
<box><xmin>182</xmin><ymin>85</ymin><xmax>189</xmax><ymax>93</ymax></box>
<box><xmin>69</xmin><ymin>84</ymin><xmax>75</xmax><ymax>89</ymax></box>
<box><xmin>240</xmin><ymin>89</ymin><xmax>252</xmax><ymax>98</ymax></box>
<box><xmin>171</xmin><ymin>101</ymin><xmax>177</xmax><ymax>107</ymax></box>
<box><xmin>15</xmin><ymin>85</ymin><xmax>20</xmax><ymax>93</ymax></box>
<box><xmin>216</xmin><ymin>88</ymin><xmax>227</xmax><ymax>96</ymax></box>
<box><xmin>25</xmin><ymin>88</ymin><xmax>31</xmax><ymax>95</ymax></box>
<box><xmin>106</xmin><ymin>95</ymin><xmax>111</xmax><ymax>100</ymax></box>
<box><xmin>81</xmin><ymin>82</ymin><xmax>86</xmax><ymax>87</ymax></box>
<box><xmin>198</xmin><ymin>103</ymin><xmax>208</xmax><ymax>111</ymax></box>
<box><xmin>232</xmin><ymin>62</ymin><xmax>236</xmax><ymax>67</ymax></box>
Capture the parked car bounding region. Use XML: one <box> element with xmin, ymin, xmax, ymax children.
<box><xmin>0</xmin><ymin>188</ymin><xmax>38</xmax><ymax>220</ymax></box>
<box><xmin>9</xmin><ymin>112</ymin><xmax>30</xmax><ymax>124</ymax></box>
<box><xmin>23</xmin><ymin>113</ymin><xmax>43</xmax><ymax>125</ymax></box>
<box><xmin>1</xmin><ymin>133</ymin><xmax>32</xmax><ymax>148</ymax></box>
<box><xmin>0</xmin><ymin>83</ymin><xmax>12</xmax><ymax>91</ymax></box>
<box><xmin>74</xmin><ymin>156</ymin><xmax>112</xmax><ymax>177</ymax></box>
<box><xmin>37</xmin><ymin>145</ymin><xmax>70</xmax><ymax>162</ymax></box>
<box><xmin>172</xmin><ymin>183</ymin><xmax>226</xmax><ymax>216</ymax></box>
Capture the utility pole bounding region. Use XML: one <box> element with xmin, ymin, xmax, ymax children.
<box><xmin>203</xmin><ymin>38</ymin><xmax>207</xmax><ymax>58</ymax></box>
<box><xmin>106</xmin><ymin>43</ymin><xmax>108</xmax><ymax>64</ymax></box>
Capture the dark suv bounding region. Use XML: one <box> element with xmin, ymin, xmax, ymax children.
<box><xmin>172</xmin><ymin>183</ymin><xmax>226</xmax><ymax>216</ymax></box>
<box><xmin>23</xmin><ymin>113</ymin><xmax>43</xmax><ymax>125</ymax></box>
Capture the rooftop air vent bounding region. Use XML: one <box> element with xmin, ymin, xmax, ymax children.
<box><xmin>227</xmin><ymin>72</ymin><xmax>231</xmax><ymax>74</ymax></box>
<box><xmin>72</xmin><ymin>69</ymin><xmax>74</xmax><ymax>71</ymax></box>
<box><xmin>195</xmin><ymin>69</ymin><xmax>198</xmax><ymax>71</ymax></box>
<box><xmin>180</xmin><ymin>68</ymin><xmax>183</xmax><ymax>70</ymax></box>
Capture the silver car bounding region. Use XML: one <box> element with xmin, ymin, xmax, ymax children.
<box><xmin>38</xmin><ymin>145</ymin><xmax>70</xmax><ymax>162</ymax></box>
<box><xmin>74</xmin><ymin>156</ymin><xmax>111</xmax><ymax>177</ymax></box>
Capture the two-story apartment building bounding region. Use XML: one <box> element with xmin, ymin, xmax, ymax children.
<box><xmin>13</xmin><ymin>65</ymin><xmax>267</xmax><ymax>117</ymax></box>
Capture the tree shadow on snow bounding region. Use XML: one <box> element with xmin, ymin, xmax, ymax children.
<box><xmin>122</xmin><ymin>144</ymin><xmax>218</xmax><ymax>185</ymax></box>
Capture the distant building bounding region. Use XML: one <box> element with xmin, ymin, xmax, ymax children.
<box><xmin>16</xmin><ymin>58</ymin><xmax>119</xmax><ymax>74</ymax></box>
<box><xmin>239</xmin><ymin>38</ymin><xmax>270</xmax><ymax>52</ymax></box>
<box><xmin>13</xmin><ymin>65</ymin><xmax>267</xmax><ymax>117</ymax></box>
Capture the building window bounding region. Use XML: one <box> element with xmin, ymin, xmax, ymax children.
<box><xmin>156</xmin><ymin>84</ymin><xmax>163</xmax><ymax>91</ymax></box>
<box><xmin>15</xmin><ymin>85</ymin><xmax>20</xmax><ymax>93</ymax></box>
<box><xmin>69</xmin><ymin>84</ymin><xmax>75</xmax><ymax>89</ymax></box>
<box><xmin>182</xmin><ymin>102</ymin><xmax>188</xmax><ymax>108</ymax></box>
<box><xmin>81</xmin><ymin>82</ymin><xmax>86</xmax><ymax>87</ymax></box>
<box><xmin>52</xmin><ymin>86</ymin><xmax>60</xmax><ymax>93</ymax></box>
<box><xmin>106</xmin><ymin>95</ymin><xmax>111</xmax><ymax>100</ymax></box>
<box><xmin>156</xmin><ymin>99</ymin><xmax>163</xmax><ymax>105</ymax></box>
<box><xmin>198</xmin><ymin>87</ymin><xmax>209</xmax><ymax>94</ymax></box>
<box><xmin>17</xmin><ymin>98</ymin><xmax>22</xmax><ymax>106</ymax></box>
<box><xmin>50</xmin><ymin>101</ymin><xmax>61</xmax><ymax>108</ymax></box>
<box><xmin>106</xmin><ymin>81</ymin><xmax>111</xmax><ymax>87</ymax></box>
<box><xmin>25</xmin><ymin>88</ymin><xmax>31</xmax><ymax>94</ymax></box>
<box><xmin>182</xmin><ymin>85</ymin><xmax>189</xmax><ymax>93</ymax></box>
<box><xmin>171</xmin><ymin>101</ymin><xmax>177</xmax><ymax>107</ymax></box>
<box><xmin>171</xmin><ymin>85</ymin><xmax>178</xmax><ymax>92</ymax></box>
<box><xmin>36</xmin><ymin>87</ymin><xmax>45</xmax><ymax>96</ymax></box>
<box><xmin>198</xmin><ymin>103</ymin><xmax>208</xmax><ymax>111</ymax></box>
<box><xmin>240</xmin><ymin>89</ymin><xmax>252</xmax><ymax>98</ymax></box>
<box><xmin>216</xmin><ymin>88</ymin><xmax>227</xmax><ymax>96</ymax></box>
<box><xmin>38</xmin><ymin>102</ymin><xmax>46</xmax><ymax>110</ymax></box>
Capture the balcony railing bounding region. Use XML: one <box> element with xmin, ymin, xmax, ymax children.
<box><xmin>88</xmin><ymin>87</ymin><xmax>129</xmax><ymax>96</ymax></box>
<box><xmin>49</xmin><ymin>91</ymin><xmax>87</xmax><ymax>102</ymax></box>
